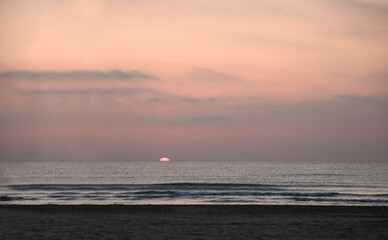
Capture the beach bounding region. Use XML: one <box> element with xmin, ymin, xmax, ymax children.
<box><xmin>1</xmin><ymin>205</ymin><xmax>387</xmax><ymax>239</ymax></box>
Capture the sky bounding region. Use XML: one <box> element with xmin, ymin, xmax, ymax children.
<box><xmin>0</xmin><ymin>0</ymin><xmax>387</xmax><ymax>162</ymax></box>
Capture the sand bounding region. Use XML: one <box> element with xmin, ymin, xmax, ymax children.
<box><xmin>1</xmin><ymin>205</ymin><xmax>387</xmax><ymax>239</ymax></box>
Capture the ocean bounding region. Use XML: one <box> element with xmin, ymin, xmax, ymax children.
<box><xmin>1</xmin><ymin>161</ymin><xmax>387</xmax><ymax>205</ymax></box>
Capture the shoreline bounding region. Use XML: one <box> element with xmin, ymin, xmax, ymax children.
<box><xmin>1</xmin><ymin>205</ymin><xmax>387</xmax><ymax>239</ymax></box>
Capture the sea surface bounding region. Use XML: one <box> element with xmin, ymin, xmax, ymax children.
<box><xmin>1</xmin><ymin>161</ymin><xmax>387</xmax><ymax>205</ymax></box>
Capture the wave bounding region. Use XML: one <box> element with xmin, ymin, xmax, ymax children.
<box><xmin>289</xmin><ymin>173</ymin><xmax>356</xmax><ymax>177</ymax></box>
<box><xmin>0</xmin><ymin>195</ymin><xmax>38</xmax><ymax>202</ymax></box>
<box><xmin>0</xmin><ymin>196</ymin><xmax>24</xmax><ymax>201</ymax></box>
<box><xmin>293</xmin><ymin>197</ymin><xmax>388</xmax><ymax>204</ymax></box>
<box><xmin>5</xmin><ymin>183</ymin><xmax>282</xmax><ymax>191</ymax></box>
<box><xmin>6</xmin><ymin>183</ymin><xmax>388</xmax><ymax>192</ymax></box>
<box><xmin>2</xmin><ymin>183</ymin><xmax>387</xmax><ymax>205</ymax></box>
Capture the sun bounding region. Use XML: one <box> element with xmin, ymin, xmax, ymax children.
<box><xmin>160</xmin><ymin>157</ymin><xmax>170</xmax><ymax>162</ymax></box>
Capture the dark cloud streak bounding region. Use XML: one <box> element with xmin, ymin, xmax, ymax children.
<box><xmin>20</xmin><ymin>87</ymin><xmax>157</xmax><ymax>96</ymax></box>
<box><xmin>337</xmin><ymin>95</ymin><xmax>388</xmax><ymax>107</ymax></box>
<box><xmin>323</xmin><ymin>0</ymin><xmax>388</xmax><ymax>21</ymax></box>
<box><xmin>232</xmin><ymin>95</ymin><xmax>388</xmax><ymax>123</ymax></box>
<box><xmin>0</xmin><ymin>70</ymin><xmax>160</xmax><ymax>81</ymax></box>
<box><xmin>189</xmin><ymin>68</ymin><xmax>241</xmax><ymax>82</ymax></box>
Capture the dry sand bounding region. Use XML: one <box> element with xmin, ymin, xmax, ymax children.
<box><xmin>1</xmin><ymin>205</ymin><xmax>387</xmax><ymax>239</ymax></box>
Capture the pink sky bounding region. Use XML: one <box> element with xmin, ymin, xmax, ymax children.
<box><xmin>0</xmin><ymin>0</ymin><xmax>387</xmax><ymax>161</ymax></box>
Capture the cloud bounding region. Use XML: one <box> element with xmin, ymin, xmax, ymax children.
<box><xmin>169</xmin><ymin>114</ymin><xmax>235</xmax><ymax>125</ymax></box>
<box><xmin>331</xmin><ymin>0</ymin><xmax>388</xmax><ymax>13</ymax></box>
<box><xmin>178</xmin><ymin>96</ymin><xmax>217</xmax><ymax>104</ymax></box>
<box><xmin>322</xmin><ymin>0</ymin><xmax>388</xmax><ymax>21</ymax></box>
<box><xmin>370</xmin><ymin>72</ymin><xmax>388</xmax><ymax>83</ymax></box>
<box><xmin>189</xmin><ymin>68</ymin><xmax>241</xmax><ymax>82</ymax></box>
<box><xmin>20</xmin><ymin>87</ymin><xmax>157</xmax><ymax>96</ymax></box>
<box><xmin>232</xmin><ymin>101</ymin><xmax>335</xmax><ymax>123</ymax></box>
<box><xmin>19</xmin><ymin>86</ymin><xmax>217</xmax><ymax>105</ymax></box>
<box><xmin>336</xmin><ymin>95</ymin><xmax>388</xmax><ymax>107</ymax></box>
<box><xmin>15</xmin><ymin>74</ymin><xmax>220</xmax><ymax>106</ymax></box>
<box><xmin>0</xmin><ymin>70</ymin><xmax>160</xmax><ymax>81</ymax></box>
<box><xmin>144</xmin><ymin>93</ymin><xmax>217</xmax><ymax>105</ymax></box>
<box><xmin>245</xmin><ymin>35</ymin><xmax>321</xmax><ymax>52</ymax></box>
<box><xmin>232</xmin><ymin>95</ymin><xmax>388</xmax><ymax>123</ymax></box>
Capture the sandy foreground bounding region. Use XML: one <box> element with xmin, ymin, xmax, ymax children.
<box><xmin>1</xmin><ymin>205</ymin><xmax>387</xmax><ymax>240</ymax></box>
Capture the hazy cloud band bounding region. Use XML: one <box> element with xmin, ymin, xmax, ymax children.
<box><xmin>0</xmin><ymin>70</ymin><xmax>160</xmax><ymax>81</ymax></box>
<box><xmin>20</xmin><ymin>87</ymin><xmax>157</xmax><ymax>95</ymax></box>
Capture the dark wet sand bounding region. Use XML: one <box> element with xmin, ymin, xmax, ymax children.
<box><xmin>1</xmin><ymin>205</ymin><xmax>387</xmax><ymax>239</ymax></box>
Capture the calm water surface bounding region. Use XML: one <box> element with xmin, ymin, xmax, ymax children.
<box><xmin>1</xmin><ymin>161</ymin><xmax>387</xmax><ymax>205</ymax></box>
